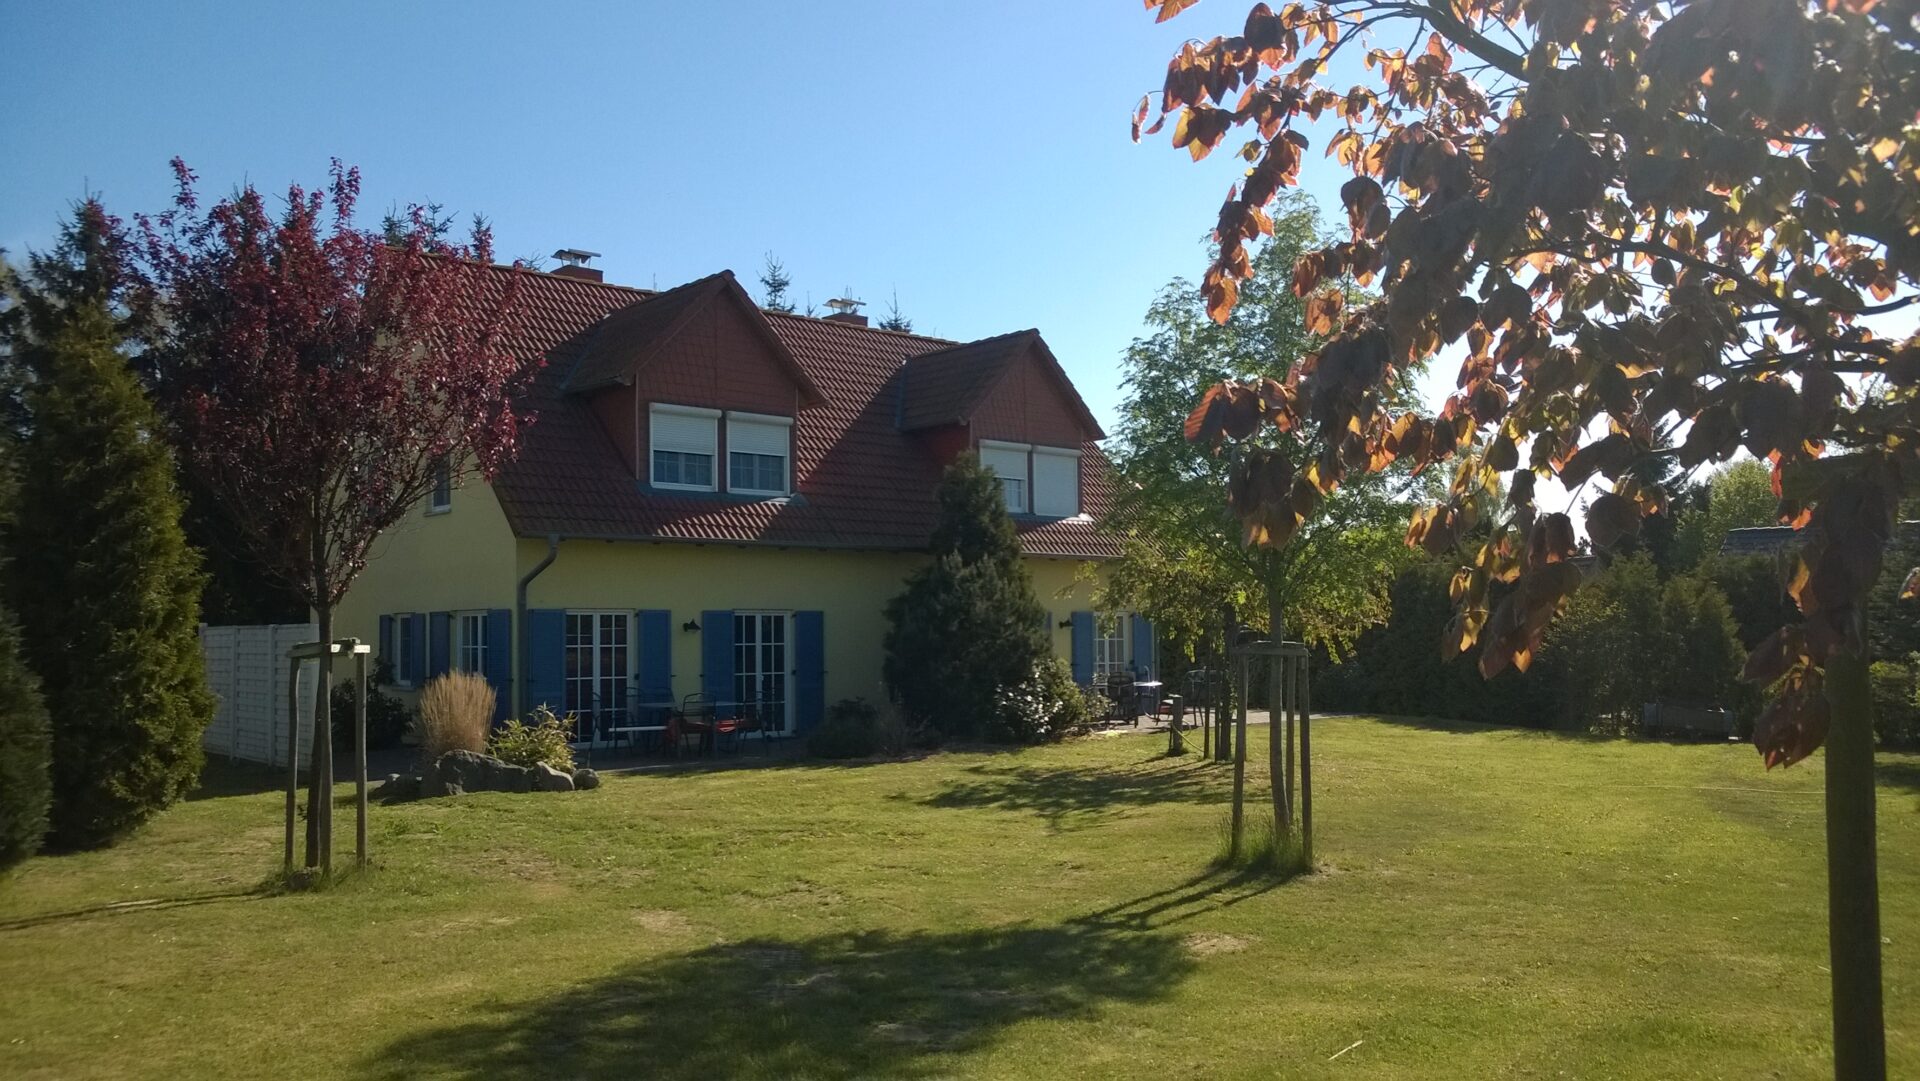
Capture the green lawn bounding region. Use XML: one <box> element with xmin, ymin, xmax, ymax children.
<box><xmin>2</xmin><ymin>717</ymin><xmax>1916</xmax><ymax>1079</ymax></box>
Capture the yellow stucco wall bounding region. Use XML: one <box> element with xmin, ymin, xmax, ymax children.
<box><xmin>333</xmin><ymin>481</ymin><xmax>1112</xmax><ymax>714</ymax></box>
<box><xmin>332</xmin><ymin>473</ymin><xmax>520</xmax><ymax>652</ymax></box>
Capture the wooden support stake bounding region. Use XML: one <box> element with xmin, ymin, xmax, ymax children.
<box><xmin>354</xmin><ymin>643</ymin><xmax>368</xmax><ymax>869</ymax></box>
<box><xmin>1230</xmin><ymin>653</ymin><xmax>1249</xmax><ymax>859</ymax></box>
<box><xmin>283</xmin><ymin>656</ymin><xmax>300</xmax><ymax>875</ymax></box>
<box><xmin>1269</xmin><ymin>651</ymin><xmax>1287</xmax><ymax>840</ymax></box>
<box><xmin>1300</xmin><ymin>653</ymin><xmax>1314</xmax><ymax>870</ymax></box>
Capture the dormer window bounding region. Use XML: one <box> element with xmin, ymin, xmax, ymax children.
<box><xmin>980</xmin><ymin>441</ymin><xmax>1029</xmax><ymax>514</ymax></box>
<box><xmin>726</xmin><ymin>412</ymin><xmax>793</xmax><ymax>497</ymax></box>
<box><xmin>980</xmin><ymin>441</ymin><xmax>1080</xmax><ymax>518</ymax></box>
<box><xmin>650</xmin><ymin>404</ymin><xmax>719</xmax><ymax>491</ymax></box>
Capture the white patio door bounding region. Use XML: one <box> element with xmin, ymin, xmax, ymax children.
<box><xmin>733</xmin><ymin>611</ymin><xmax>792</xmax><ymax>736</ymax></box>
<box><xmin>565</xmin><ymin>611</ymin><xmax>630</xmax><ymax>745</ymax></box>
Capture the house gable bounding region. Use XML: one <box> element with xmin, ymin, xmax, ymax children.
<box><xmin>969</xmin><ymin>338</ymin><xmax>1104</xmax><ymax>447</ymax></box>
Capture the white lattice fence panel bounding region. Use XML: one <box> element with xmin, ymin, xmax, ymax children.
<box><xmin>199</xmin><ymin>623</ymin><xmax>319</xmax><ymax>766</ymax></box>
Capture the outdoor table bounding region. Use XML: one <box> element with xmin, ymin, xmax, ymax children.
<box><xmin>610</xmin><ymin>701</ymin><xmax>674</xmax><ymax>755</ymax></box>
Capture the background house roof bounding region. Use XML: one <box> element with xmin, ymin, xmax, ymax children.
<box><xmin>480</xmin><ymin>265</ymin><xmax>1120</xmax><ymax>559</ymax></box>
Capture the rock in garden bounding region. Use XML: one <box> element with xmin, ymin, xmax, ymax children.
<box><xmin>533</xmin><ymin>762</ymin><xmax>575</xmax><ymax>792</ymax></box>
<box><xmin>572</xmin><ymin>768</ymin><xmax>601</xmax><ymax>790</ymax></box>
<box><xmin>373</xmin><ymin>773</ymin><xmax>421</xmax><ymax>801</ymax></box>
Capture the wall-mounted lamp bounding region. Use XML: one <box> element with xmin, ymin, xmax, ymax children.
<box><xmin>681</xmin><ymin>619</ymin><xmax>701</xmax><ymax>633</ymax></box>
<box><xmin>1058</xmin><ymin>619</ymin><xmax>1074</xmax><ymax>628</ymax></box>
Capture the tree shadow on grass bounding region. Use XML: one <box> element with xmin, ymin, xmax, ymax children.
<box><xmin>366</xmin><ymin>919</ymin><xmax>1196</xmax><ymax>1081</ymax></box>
<box><xmin>0</xmin><ymin>885</ymin><xmax>270</xmax><ymax>932</ymax></box>
<box><xmin>907</xmin><ymin>756</ymin><xmax>1229</xmax><ymax>830</ymax></box>
<box><xmin>1878</xmin><ymin>758</ymin><xmax>1920</xmax><ymax>799</ymax></box>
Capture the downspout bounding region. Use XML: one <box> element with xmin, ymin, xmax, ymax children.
<box><xmin>514</xmin><ymin>534</ymin><xmax>561</xmax><ymax>719</ymax></box>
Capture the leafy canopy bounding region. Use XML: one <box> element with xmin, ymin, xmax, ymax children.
<box><xmin>134</xmin><ymin>159</ymin><xmax>535</xmax><ymax>608</ymax></box>
<box><xmin>1141</xmin><ymin>0</ymin><xmax>1920</xmax><ymax>768</ymax></box>
<box><xmin>1102</xmin><ymin>193</ymin><xmax>1428</xmax><ymax>653</ymax></box>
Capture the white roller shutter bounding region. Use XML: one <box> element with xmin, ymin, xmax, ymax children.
<box><xmin>1032</xmin><ymin>446</ymin><xmax>1082</xmax><ymax>518</ymax></box>
<box><xmin>726</xmin><ymin>412</ymin><xmax>792</xmax><ymax>457</ymax></box>
<box><xmin>979</xmin><ymin>442</ymin><xmax>1030</xmax><ymax>513</ymax></box>
<box><xmin>651</xmin><ymin>405</ymin><xmax>717</xmax><ymax>455</ymax></box>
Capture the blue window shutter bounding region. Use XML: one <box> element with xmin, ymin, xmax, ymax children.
<box><xmin>637</xmin><ymin>610</ymin><xmax>673</xmax><ymax>709</ymax></box>
<box><xmin>1070</xmin><ymin>611</ymin><xmax>1094</xmax><ymax>685</ymax></box>
<box><xmin>794</xmin><ymin>611</ymin><xmax>826</xmax><ymax>734</ymax></box>
<box><xmin>377</xmin><ymin>615</ymin><xmax>394</xmax><ymax>675</ymax></box>
<box><xmin>428</xmin><ymin>611</ymin><xmax>452</xmax><ymax>679</ymax></box>
<box><xmin>406</xmin><ymin>613</ymin><xmax>427</xmax><ymax>685</ymax></box>
<box><xmin>1130</xmin><ymin>614</ymin><xmax>1156</xmax><ymax>679</ymax></box>
<box><xmin>701</xmin><ymin>611</ymin><xmax>734</xmax><ymax>705</ymax></box>
<box><xmin>526</xmin><ymin>609</ymin><xmax>566</xmax><ymax>713</ymax></box>
<box><xmin>484</xmin><ymin>609</ymin><xmax>512</xmax><ymax>722</ymax></box>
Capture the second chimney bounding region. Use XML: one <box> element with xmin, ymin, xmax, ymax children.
<box><xmin>550</xmin><ymin>247</ymin><xmax>604</xmax><ymax>282</ymax></box>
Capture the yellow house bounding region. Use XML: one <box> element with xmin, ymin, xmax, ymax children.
<box><xmin>335</xmin><ymin>260</ymin><xmax>1154</xmax><ymax>744</ymax></box>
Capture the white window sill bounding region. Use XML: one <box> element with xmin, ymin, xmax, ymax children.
<box><xmin>425</xmin><ymin>505</ymin><xmax>451</xmax><ymax>516</ymax></box>
<box><xmin>651</xmin><ymin>482</ymin><xmax>719</xmax><ymax>493</ymax></box>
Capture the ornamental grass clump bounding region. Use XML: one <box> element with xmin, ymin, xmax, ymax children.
<box><xmin>415</xmin><ymin>672</ymin><xmax>493</xmax><ymax>766</ymax></box>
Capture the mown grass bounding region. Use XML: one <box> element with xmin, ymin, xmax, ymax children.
<box><xmin>1</xmin><ymin>716</ymin><xmax>1916</xmax><ymax>1079</ymax></box>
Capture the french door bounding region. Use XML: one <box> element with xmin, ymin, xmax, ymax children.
<box><xmin>565</xmin><ymin>611</ymin><xmax>629</xmax><ymax>744</ymax></box>
<box><xmin>733</xmin><ymin>611</ymin><xmax>792</xmax><ymax>736</ymax></box>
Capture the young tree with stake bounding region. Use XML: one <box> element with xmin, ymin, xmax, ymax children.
<box><xmin>137</xmin><ymin>159</ymin><xmax>533</xmax><ymax>873</ymax></box>
<box><xmin>1137</xmin><ymin>2</ymin><xmax>1917</xmax><ymax>1075</ymax></box>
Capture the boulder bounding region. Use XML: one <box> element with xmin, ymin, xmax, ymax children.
<box><xmin>572</xmin><ymin>768</ymin><xmax>601</xmax><ymax>791</ymax></box>
<box><xmin>533</xmin><ymin>762</ymin><xmax>575</xmax><ymax>792</ymax></box>
<box><xmin>373</xmin><ymin>773</ymin><xmax>421</xmax><ymax>802</ymax></box>
<box><xmin>429</xmin><ymin>749</ymin><xmax>534</xmax><ymax>795</ymax></box>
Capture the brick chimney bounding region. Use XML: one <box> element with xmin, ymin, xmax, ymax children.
<box><xmin>550</xmin><ymin>248</ymin><xmax>604</xmax><ymax>283</ymax></box>
<box><xmin>823</xmin><ymin>295</ymin><xmax>866</xmax><ymax>325</ymax></box>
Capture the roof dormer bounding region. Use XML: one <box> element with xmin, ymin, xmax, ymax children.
<box><xmin>564</xmin><ymin>271</ymin><xmax>824</xmax><ymax>483</ymax></box>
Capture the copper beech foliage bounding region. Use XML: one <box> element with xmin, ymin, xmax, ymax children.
<box><xmin>134</xmin><ymin>159</ymin><xmax>535</xmax><ymax>610</ymax></box>
<box><xmin>1147</xmin><ymin>0</ymin><xmax>1920</xmax><ymax>767</ymax></box>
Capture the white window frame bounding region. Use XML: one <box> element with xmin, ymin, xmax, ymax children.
<box><xmin>1031</xmin><ymin>445</ymin><xmax>1083</xmax><ymax>518</ymax></box>
<box><xmin>980</xmin><ymin>440</ymin><xmax>1032</xmax><ymax>516</ymax></box>
<box><xmin>427</xmin><ymin>459</ymin><xmax>452</xmax><ymax>514</ymax></box>
<box><xmin>1094</xmin><ymin>613</ymin><xmax>1130</xmax><ymax>680</ymax></box>
<box><xmin>564</xmin><ymin>610</ymin><xmax>635</xmax><ymax>746</ymax></box>
<box><xmin>649</xmin><ymin>403</ymin><xmax>720</xmax><ymax>492</ymax></box>
<box><xmin>725</xmin><ymin>411</ymin><xmax>794</xmax><ymax>497</ymax></box>
<box><xmin>454</xmin><ymin>611</ymin><xmax>488</xmax><ymax>676</ymax></box>
<box><xmin>733</xmin><ymin>610</ymin><xmax>795</xmax><ymax>735</ymax></box>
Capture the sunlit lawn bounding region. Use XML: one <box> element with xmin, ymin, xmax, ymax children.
<box><xmin>1</xmin><ymin>716</ymin><xmax>1916</xmax><ymax>1079</ymax></box>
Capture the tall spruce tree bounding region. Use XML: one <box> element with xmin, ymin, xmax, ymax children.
<box><xmin>0</xmin><ymin>434</ymin><xmax>51</xmax><ymax>870</ymax></box>
<box><xmin>883</xmin><ymin>453</ymin><xmax>1048</xmax><ymax>741</ymax></box>
<box><xmin>3</xmin><ymin>204</ymin><xmax>212</xmax><ymax>850</ymax></box>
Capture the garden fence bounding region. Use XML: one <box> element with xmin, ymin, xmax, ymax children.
<box><xmin>199</xmin><ymin>623</ymin><xmax>320</xmax><ymax>766</ymax></box>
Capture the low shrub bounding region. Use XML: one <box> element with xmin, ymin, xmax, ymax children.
<box><xmin>988</xmin><ymin>657</ymin><xmax>1087</xmax><ymax>743</ymax></box>
<box><xmin>330</xmin><ymin>659</ymin><xmax>411</xmax><ymax>752</ymax></box>
<box><xmin>1870</xmin><ymin>660</ymin><xmax>1919</xmax><ymax>749</ymax></box>
<box><xmin>415</xmin><ymin>671</ymin><xmax>493</xmax><ymax>766</ymax></box>
<box><xmin>809</xmin><ymin>698</ymin><xmax>934</xmax><ymax>760</ymax></box>
<box><xmin>809</xmin><ymin>698</ymin><xmax>884</xmax><ymax>759</ymax></box>
<box><xmin>488</xmin><ymin>706</ymin><xmax>575</xmax><ymax>771</ymax></box>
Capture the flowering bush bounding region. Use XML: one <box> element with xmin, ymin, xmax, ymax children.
<box><xmin>487</xmin><ymin>706</ymin><xmax>575</xmax><ymax>771</ymax></box>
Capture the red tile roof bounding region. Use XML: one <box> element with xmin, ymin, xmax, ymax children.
<box><xmin>900</xmin><ymin>329</ymin><xmax>1106</xmax><ymax>440</ymax></box>
<box><xmin>480</xmin><ymin>265</ymin><xmax>1121</xmax><ymax>559</ymax></box>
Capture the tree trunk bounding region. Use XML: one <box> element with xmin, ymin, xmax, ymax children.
<box><xmin>305</xmin><ymin>598</ymin><xmax>334</xmax><ymax>875</ymax></box>
<box><xmin>1268</xmin><ymin>587</ymin><xmax>1290</xmax><ymax>836</ymax></box>
<box><xmin>1824</xmin><ymin>645</ymin><xmax>1885</xmax><ymax>1080</ymax></box>
<box><xmin>1230</xmin><ymin>656</ymin><xmax>1249</xmax><ymax>860</ymax></box>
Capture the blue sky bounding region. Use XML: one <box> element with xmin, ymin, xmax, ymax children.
<box><xmin>0</xmin><ymin>0</ymin><xmax>1405</xmax><ymax>434</ymax></box>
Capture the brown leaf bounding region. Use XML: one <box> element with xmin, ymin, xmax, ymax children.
<box><xmin>1741</xmin><ymin>625</ymin><xmax>1809</xmax><ymax>687</ymax></box>
<box><xmin>1305</xmin><ymin>289</ymin><xmax>1344</xmax><ymax>336</ymax></box>
<box><xmin>1753</xmin><ymin>669</ymin><xmax>1829</xmax><ymax>770</ymax></box>
<box><xmin>1529</xmin><ymin>513</ymin><xmax>1577</xmax><ymax>566</ymax></box>
<box><xmin>1584</xmin><ymin>492</ymin><xmax>1641</xmax><ymax>550</ymax></box>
